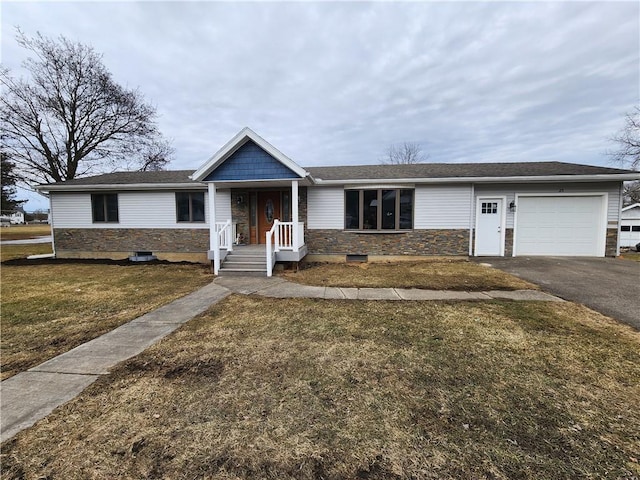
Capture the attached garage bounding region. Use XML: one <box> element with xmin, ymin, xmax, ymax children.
<box><xmin>514</xmin><ymin>194</ymin><xmax>606</xmax><ymax>256</ymax></box>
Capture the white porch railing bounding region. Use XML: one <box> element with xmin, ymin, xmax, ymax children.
<box><xmin>272</xmin><ymin>221</ymin><xmax>305</xmax><ymax>252</ymax></box>
<box><xmin>266</xmin><ymin>220</ymin><xmax>305</xmax><ymax>276</ymax></box>
<box><xmin>212</xmin><ymin>220</ymin><xmax>233</xmax><ymax>275</ymax></box>
<box><xmin>266</xmin><ymin>221</ymin><xmax>278</xmax><ymax>277</ymax></box>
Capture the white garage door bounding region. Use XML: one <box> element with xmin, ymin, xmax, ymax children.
<box><xmin>515</xmin><ymin>195</ymin><xmax>605</xmax><ymax>256</ymax></box>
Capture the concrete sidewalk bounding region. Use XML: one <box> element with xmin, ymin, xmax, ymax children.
<box><xmin>1</xmin><ymin>275</ymin><xmax>561</xmax><ymax>443</ymax></box>
<box><xmin>1</xmin><ymin>282</ymin><xmax>230</xmax><ymax>443</ymax></box>
<box><xmin>213</xmin><ymin>276</ymin><xmax>563</xmax><ymax>302</ymax></box>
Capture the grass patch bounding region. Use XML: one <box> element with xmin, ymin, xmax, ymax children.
<box><xmin>1</xmin><ymin>243</ymin><xmax>53</xmax><ymax>262</ymax></box>
<box><xmin>282</xmin><ymin>260</ymin><xmax>537</xmax><ymax>290</ymax></box>
<box><xmin>0</xmin><ymin>224</ymin><xmax>50</xmax><ymax>240</ymax></box>
<box><xmin>0</xmin><ymin>261</ymin><xmax>211</xmax><ymax>380</ymax></box>
<box><xmin>619</xmin><ymin>252</ymin><xmax>640</xmax><ymax>262</ymax></box>
<box><xmin>3</xmin><ymin>296</ymin><xmax>638</xmax><ymax>479</ymax></box>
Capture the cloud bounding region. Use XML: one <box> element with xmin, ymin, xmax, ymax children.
<box><xmin>2</xmin><ymin>1</ymin><xmax>638</xmax><ymax>212</ymax></box>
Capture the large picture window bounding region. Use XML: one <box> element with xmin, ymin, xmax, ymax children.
<box><xmin>91</xmin><ymin>193</ymin><xmax>119</xmax><ymax>223</ymax></box>
<box><xmin>345</xmin><ymin>189</ymin><xmax>413</xmax><ymax>230</ymax></box>
<box><xmin>176</xmin><ymin>192</ymin><xmax>205</xmax><ymax>222</ymax></box>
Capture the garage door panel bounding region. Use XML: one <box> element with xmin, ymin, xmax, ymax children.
<box><xmin>515</xmin><ymin>196</ymin><xmax>604</xmax><ymax>256</ymax></box>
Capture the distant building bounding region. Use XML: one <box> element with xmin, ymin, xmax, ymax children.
<box><xmin>9</xmin><ymin>206</ymin><xmax>25</xmax><ymax>224</ymax></box>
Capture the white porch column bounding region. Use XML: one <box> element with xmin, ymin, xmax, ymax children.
<box><xmin>292</xmin><ymin>180</ymin><xmax>299</xmax><ymax>252</ymax></box>
<box><xmin>208</xmin><ymin>182</ymin><xmax>217</xmax><ymax>251</ymax></box>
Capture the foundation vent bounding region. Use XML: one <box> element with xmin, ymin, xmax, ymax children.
<box><xmin>129</xmin><ymin>251</ymin><xmax>157</xmax><ymax>262</ymax></box>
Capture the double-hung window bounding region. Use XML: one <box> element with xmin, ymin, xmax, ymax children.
<box><xmin>345</xmin><ymin>189</ymin><xmax>413</xmax><ymax>230</ymax></box>
<box><xmin>176</xmin><ymin>192</ymin><xmax>205</xmax><ymax>222</ymax></box>
<box><xmin>91</xmin><ymin>193</ymin><xmax>119</xmax><ymax>223</ymax></box>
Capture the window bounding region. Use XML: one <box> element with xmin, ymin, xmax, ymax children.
<box><xmin>621</xmin><ymin>225</ymin><xmax>631</xmax><ymax>232</ymax></box>
<box><xmin>633</xmin><ymin>226</ymin><xmax>640</xmax><ymax>232</ymax></box>
<box><xmin>176</xmin><ymin>192</ymin><xmax>205</xmax><ymax>222</ymax></box>
<box><xmin>345</xmin><ymin>189</ymin><xmax>413</xmax><ymax>230</ymax></box>
<box><xmin>91</xmin><ymin>193</ymin><xmax>119</xmax><ymax>223</ymax></box>
<box><xmin>481</xmin><ymin>202</ymin><xmax>498</xmax><ymax>214</ymax></box>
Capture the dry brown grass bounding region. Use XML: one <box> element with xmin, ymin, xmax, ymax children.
<box><xmin>1</xmin><ymin>261</ymin><xmax>211</xmax><ymax>380</ymax></box>
<box><xmin>282</xmin><ymin>260</ymin><xmax>537</xmax><ymax>290</ymax></box>
<box><xmin>3</xmin><ymin>296</ymin><xmax>638</xmax><ymax>479</ymax></box>
<box><xmin>619</xmin><ymin>251</ymin><xmax>640</xmax><ymax>262</ymax></box>
<box><xmin>0</xmin><ymin>243</ymin><xmax>53</xmax><ymax>262</ymax></box>
<box><xmin>0</xmin><ymin>224</ymin><xmax>50</xmax><ymax>240</ymax></box>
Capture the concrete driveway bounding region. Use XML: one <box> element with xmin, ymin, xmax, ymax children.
<box><xmin>477</xmin><ymin>257</ymin><xmax>640</xmax><ymax>330</ymax></box>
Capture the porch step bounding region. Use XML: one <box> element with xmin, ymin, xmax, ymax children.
<box><xmin>219</xmin><ymin>249</ymin><xmax>268</xmax><ymax>275</ymax></box>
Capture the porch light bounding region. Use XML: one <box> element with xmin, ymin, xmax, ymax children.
<box><xmin>509</xmin><ymin>201</ymin><xmax>516</xmax><ymax>212</ymax></box>
<box><xmin>236</xmin><ymin>195</ymin><xmax>245</xmax><ymax>206</ymax></box>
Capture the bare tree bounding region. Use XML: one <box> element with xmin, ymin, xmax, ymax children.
<box><xmin>381</xmin><ymin>142</ymin><xmax>429</xmax><ymax>165</ymax></box>
<box><xmin>609</xmin><ymin>106</ymin><xmax>640</xmax><ymax>171</ymax></box>
<box><xmin>0</xmin><ymin>30</ymin><xmax>172</xmax><ymax>186</ymax></box>
<box><xmin>609</xmin><ymin>106</ymin><xmax>640</xmax><ymax>206</ymax></box>
<box><xmin>623</xmin><ymin>182</ymin><xmax>640</xmax><ymax>205</ymax></box>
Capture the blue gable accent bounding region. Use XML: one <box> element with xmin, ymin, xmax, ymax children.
<box><xmin>204</xmin><ymin>140</ymin><xmax>302</xmax><ymax>181</ymax></box>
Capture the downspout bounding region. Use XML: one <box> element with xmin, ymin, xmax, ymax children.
<box><xmin>468</xmin><ymin>183</ymin><xmax>475</xmax><ymax>256</ymax></box>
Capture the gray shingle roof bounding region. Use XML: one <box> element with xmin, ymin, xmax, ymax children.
<box><xmin>46</xmin><ymin>170</ymin><xmax>196</xmax><ymax>185</ymax></box>
<box><xmin>305</xmin><ymin>161</ymin><xmax>634</xmax><ymax>181</ymax></box>
<box><xmin>41</xmin><ymin>162</ymin><xmax>634</xmax><ymax>187</ymax></box>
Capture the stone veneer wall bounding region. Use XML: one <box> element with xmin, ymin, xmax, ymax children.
<box><xmin>54</xmin><ymin>228</ymin><xmax>208</xmax><ymax>255</ymax></box>
<box><xmin>306</xmin><ymin>229</ymin><xmax>469</xmax><ymax>256</ymax></box>
<box><xmin>230</xmin><ymin>190</ymin><xmax>251</xmax><ymax>242</ymax></box>
<box><xmin>504</xmin><ymin>228</ymin><xmax>514</xmax><ymax>257</ymax></box>
<box><xmin>606</xmin><ymin>228</ymin><xmax>618</xmax><ymax>257</ymax></box>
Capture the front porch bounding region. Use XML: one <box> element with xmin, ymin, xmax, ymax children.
<box><xmin>207</xmin><ymin>182</ymin><xmax>308</xmax><ymax>276</ymax></box>
<box><xmin>189</xmin><ymin>127</ymin><xmax>312</xmax><ymax>276</ymax></box>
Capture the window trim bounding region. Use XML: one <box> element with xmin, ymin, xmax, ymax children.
<box><xmin>344</xmin><ymin>188</ymin><xmax>414</xmax><ymax>231</ymax></box>
<box><xmin>175</xmin><ymin>191</ymin><xmax>206</xmax><ymax>223</ymax></box>
<box><xmin>91</xmin><ymin>193</ymin><xmax>119</xmax><ymax>223</ymax></box>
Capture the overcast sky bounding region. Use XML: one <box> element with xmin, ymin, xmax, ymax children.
<box><xmin>2</xmin><ymin>1</ymin><xmax>639</xmax><ymax>210</ymax></box>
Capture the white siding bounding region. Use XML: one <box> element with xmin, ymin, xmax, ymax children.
<box><xmin>51</xmin><ymin>190</ymin><xmax>230</xmax><ymax>229</ymax></box>
<box><xmin>215</xmin><ymin>189</ymin><xmax>232</xmax><ymax>222</ymax></box>
<box><xmin>414</xmin><ymin>184</ymin><xmax>472</xmax><ymax>229</ymax></box>
<box><xmin>51</xmin><ymin>193</ymin><xmax>93</xmax><ymax>228</ymax></box>
<box><xmin>474</xmin><ymin>182</ymin><xmax>621</xmax><ymax>228</ymax></box>
<box><xmin>307</xmin><ymin>187</ymin><xmax>344</xmax><ymax>229</ymax></box>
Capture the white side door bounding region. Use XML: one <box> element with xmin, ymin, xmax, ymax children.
<box><xmin>475</xmin><ymin>198</ymin><xmax>504</xmax><ymax>256</ymax></box>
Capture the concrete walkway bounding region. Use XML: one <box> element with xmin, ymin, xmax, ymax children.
<box><xmin>1</xmin><ymin>282</ymin><xmax>230</xmax><ymax>443</ymax></box>
<box><xmin>213</xmin><ymin>276</ymin><xmax>563</xmax><ymax>302</ymax></box>
<box><xmin>1</xmin><ymin>276</ymin><xmax>560</xmax><ymax>443</ymax></box>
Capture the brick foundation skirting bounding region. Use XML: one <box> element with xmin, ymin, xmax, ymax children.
<box><xmin>305</xmin><ymin>229</ymin><xmax>469</xmax><ymax>256</ymax></box>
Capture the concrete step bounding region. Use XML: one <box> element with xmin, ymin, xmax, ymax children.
<box><xmin>223</xmin><ymin>262</ymin><xmax>267</xmax><ymax>270</ymax></box>
<box><xmin>218</xmin><ymin>268</ymin><xmax>267</xmax><ymax>277</ymax></box>
<box><xmin>224</xmin><ymin>254</ymin><xmax>266</xmax><ymax>261</ymax></box>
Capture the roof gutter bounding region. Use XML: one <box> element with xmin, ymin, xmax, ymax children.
<box><xmin>313</xmin><ymin>173</ymin><xmax>640</xmax><ymax>185</ymax></box>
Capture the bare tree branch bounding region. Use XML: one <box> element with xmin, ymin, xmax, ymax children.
<box><xmin>0</xmin><ymin>30</ymin><xmax>172</xmax><ymax>187</ymax></box>
<box><xmin>608</xmin><ymin>106</ymin><xmax>640</xmax><ymax>171</ymax></box>
<box><xmin>381</xmin><ymin>142</ymin><xmax>429</xmax><ymax>165</ymax></box>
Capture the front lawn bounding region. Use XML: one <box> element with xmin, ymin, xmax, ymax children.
<box><xmin>3</xmin><ymin>296</ymin><xmax>638</xmax><ymax>479</ymax></box>
<box><xmin>282</xmin><ymin>260</ymin><xmax>537</xmax><ymax>290</ymax></box>
<box><xmin>1</xmin><ymin>261</ymin><xmax>211</xmax><ymax>380</ymax></box>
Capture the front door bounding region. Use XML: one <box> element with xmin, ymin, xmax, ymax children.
<box><xmin>256</xmin><ymin>191</ymin><xmax>281</xmax><ymax>244</ymax></box>
<box><xmin>475</xmin><ymin>198</ymin><xmax>504</xmax><ymax>256</ymax></box>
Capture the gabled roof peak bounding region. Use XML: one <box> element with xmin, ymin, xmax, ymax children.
<box><xmin>191</xmin><ymin>127</ymin><xmax>308</xmax><ymax>182</ymax></box>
